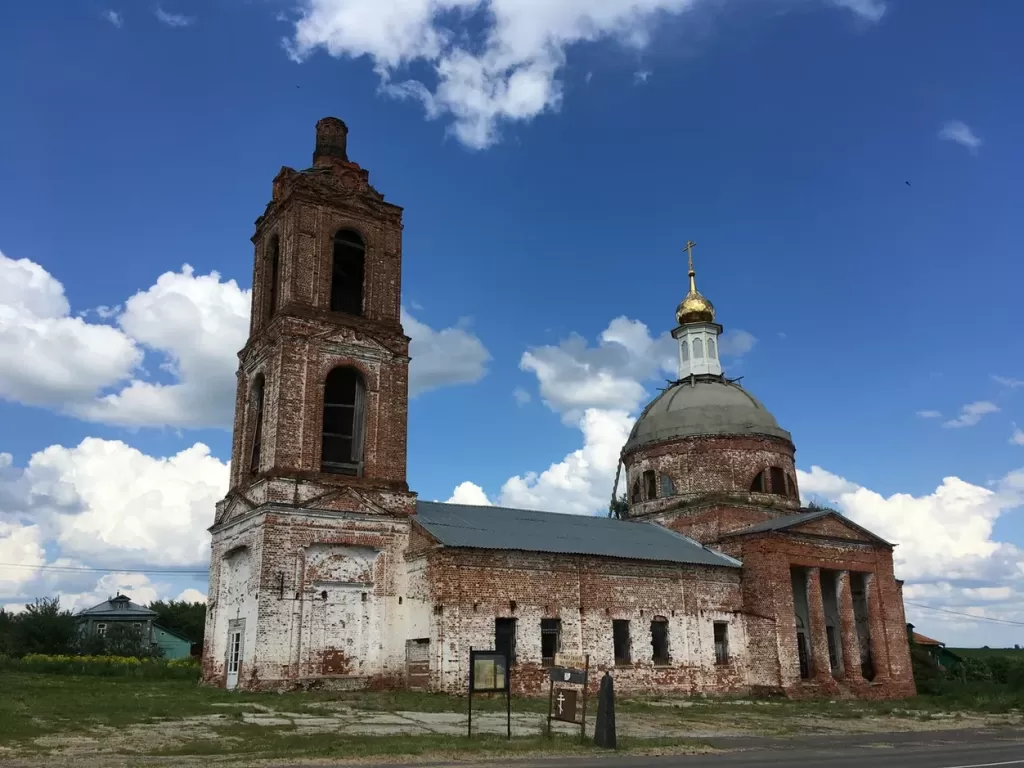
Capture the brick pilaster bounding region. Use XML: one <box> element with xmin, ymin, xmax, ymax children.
<box><xmin>806</xmin><ymin>567</ymin><xmax>833</xmax><ymax>680</ymax></box>
<box><xmin>838</xmin><ymin>570</ymin><xmax>863</xmax><ymax>682</ymax></box>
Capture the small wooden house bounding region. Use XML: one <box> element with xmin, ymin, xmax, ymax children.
<box><xmin>76</xmin><ymin>593</ymin><xmax>193</xmax><ymax>659</ymax></box>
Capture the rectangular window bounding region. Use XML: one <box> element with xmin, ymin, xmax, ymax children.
<box><xmin>613</xmin><ymin>620</ymin><xmax>631</xmax><ymax>665</ymax></box>
<box><xmin>643</xmin><ymin>470</ymin><xmax>657</xmax><ymax>500</ymax></box>
<box><xmin>713</xmin><ymin>622</ymin><xmax>730</xmax><ymax>665</ymax></box>
<box><xmin>495</xmin><ymin>618</ymin><xmax>517</xmax><ymax>666</ymax></box>
<box><xmin>96</xmin><ymin>623</ymin><xmax>107</xmax><ymax>636</ymax></box>
<box><xmin>651</xmin><ymin>619</ymin><xmax>670</xmax><ymax>665</ymax></box>
<box><xmin>540</xmin><ymin>619</ymin><xmax>561</xmax><ymax>667</ymax></box>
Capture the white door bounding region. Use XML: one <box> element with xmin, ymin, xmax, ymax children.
<box><xmin>226</xmin><ymin>629</ymin><xmax>242</xmax><ymax>689</ymax></box>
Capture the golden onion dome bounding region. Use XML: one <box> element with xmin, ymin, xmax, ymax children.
<box><xmin>675</xmin><ymin>241</ymin><xmax>716</xmax><ymax>324</ymax></box>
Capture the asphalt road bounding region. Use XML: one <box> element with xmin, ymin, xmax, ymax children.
<box><xmin>323</xmin><ymin>727</ymin><xmax>1024</xmax><ymax>768</ymax></box>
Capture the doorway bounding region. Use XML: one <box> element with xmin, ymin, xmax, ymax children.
<box><xmin>226</xmin><ymin>620</ymin><xmax>244</xmax><ymax>690</ymax></box>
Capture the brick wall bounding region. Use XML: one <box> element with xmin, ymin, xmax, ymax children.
<box><xmin>417</xmin><ymin>548</ymin><xmax>756</xmax><ymax>696</ymax></box>
<box><xmin>625</xmin><ymin>435</ymin><xmax>801</xmax><ymax>519</ymax></box>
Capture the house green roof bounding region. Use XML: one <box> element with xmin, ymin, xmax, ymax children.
<box><xmin>76</xmin><ymin>594</ymin><xmax>157</xmax><ymax>619</ymax></box>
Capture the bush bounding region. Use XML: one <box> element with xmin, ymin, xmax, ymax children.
<box><xmin>0</xmin><ymin>653</ymin><xmax>201</xmax><ymax>679</ymax></box>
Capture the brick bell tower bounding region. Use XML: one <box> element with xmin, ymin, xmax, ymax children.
<box><xmin>221</xmin><ymin>117</ymin><xmax>414</xmax><ymax>517</ymax></box>
<box><xmin>204</xmin><ymin>119</ymin><xmax>417</xmax><ymax>689</ymax></box>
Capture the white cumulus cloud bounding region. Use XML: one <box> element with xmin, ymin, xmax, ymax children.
<box><xmin>155</xmin><ymin>7</ymin><xmax>194</xmax><ymax>27</ymax></box>
<box><xmin>1</xmin><ymin>251</ymin><xmax>491</xmax><ymax>429</ymax></box>
<box><xmin>942</xmin><ymin>400</ymin><xmax>999</xmax><ymax>429</ymax></box>
<box><xmin>0</xmin><ymin>439</ymin><xmax>226</xmax><ymax>607</ymax></box>
<box><xmin>446</xmin><ymin>481</ymin><xmax>493</xmax><ymax>505</ymax></box>
<box><xmin>286</xmin><ymin>0</ymin><xmax>885</xmax><ymax>149</ymax></box>
<box><xmin>939</xmin><ymin>120</ymin><xmax>982</xmax><ymax>153</ymax></box>
<box><xmin>402</xmin><ymin>307</ymin><xmax>491</xmax><ymax>396</ymax></box>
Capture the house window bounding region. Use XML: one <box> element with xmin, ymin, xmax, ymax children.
<box><xmin>495</xmin><ymin>618</ymin><xmax>517</xmax><ymax>665</ymax></box>
<box><xmin>330</xmin><ymin>229</ymin><xmax>365</xmax><ymax>315</ymax></box>
<box><xmin>651</xmin><ymin>618</ymin><xmax>670</xmax><ymax>665</ymax></box>
<box><xmin>770</xmin><ymin>467</ymin><xmax>787</xmax><ymax>496</ymax></box>
<box><xmin>713</xmin><ymin>622</ymin><xmax>730</xmax><ymax>665</ymax></box>
<box><xmin>750</xmin><ymin>470</ymin><xmax>765</xmax><ymax>493</ymax></box>
<box><xmin>96</xmin><ymin>623</ymin><xmax>108</xmax><ymax>637</ymax></box>
<box><xmin>643</xmin><ymin>470</ymin><xmax>657</xmax><ymax>500</ymax></box>
<box><xmin>540</xmin><ymin>619</ymin><xmax>561</xmax><ymax>667</ymax></box>
<box><xmin>631</xmin><ymin>480</ymin><xmax>641</xmax><ymax>504</ymax></box>
<box><xmin>613</xmin><ymin>620</ymin><xmax>631</xmax><ymax>665</ymax></box>
<box><xmin>321</xmin><ymin>367</ymin><xmax>365</xmax><ymax>476</ymax></box>
<box><xmin>250</xmin><ymin>374</ymin><xmax>265</xmax><ymax>473</ymax></box>
<box><xmin>267</xmin><ymin>235</ymin><xmax>280</xmax><ymax>319</ymax></box>
<box><xmin>659</xmin><ymin>473</ymin><xmax>676</xmax><ymax>497</ymax></box>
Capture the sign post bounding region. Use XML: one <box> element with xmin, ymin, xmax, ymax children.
<box><xmin>467</xmin><ymin>647</ymin><xmax>511</xmax><ymax>740</ymax></box>
<box><xmin>545</xmin><ymin>653</ymin><xmax>590</xmax><ymax>741</ymax></box>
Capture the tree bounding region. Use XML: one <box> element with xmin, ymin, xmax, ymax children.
<box><xmin>608</xmin><ymin>493</ymin><xmax>629</xmax><ymax>519</ymax></box>
<box><xmin>149</xmin><ymin>600</ymin><xmax>206</xmax><ymax>649</ymax></box>
<box><xmin>14</xmin><ymin>597</ymin><xmax>77</xmax><ymax>656</ymax></box>
<box><xmin>0</xmin><ymin>607</ymin><xmax>16</xmax><ymax>656</ymax></box>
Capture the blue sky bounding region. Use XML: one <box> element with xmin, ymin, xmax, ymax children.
<box><xmin>1</xmin><ymin>0</ymin><xmax>1022</xmax><ymax>646</ymax></box>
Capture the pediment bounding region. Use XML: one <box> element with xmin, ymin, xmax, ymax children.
<box><xmin>788</xmin><ymin>515</ymin><xmax>874</xmax><ymax>542</ymax></box>
<box><xmin>214</xmin><ymin>491</ymin><xmax>257</xmax><ymax>527</ymax></box>
<box><xmin>307</xmin><ymin>486</ymin><xmax>391</xmax><ymax>516</ymax></box>
<box><xmin>722</xmin><ymin>510</ymin><xmax>892</xmax><ymax>547</ymax></box>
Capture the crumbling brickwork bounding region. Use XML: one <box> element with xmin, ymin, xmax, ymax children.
<box><xmin>203</xmin><ymin>116</ymin><xmax>915</xmax><ymax>702</ymax></box>
<box><xmin>414</xmin><ymin>547</ymin><xmax>752</xmax><ymax>696</ymax></box>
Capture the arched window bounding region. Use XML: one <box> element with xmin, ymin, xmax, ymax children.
<box><xmin>707</xmin><ymin>337</ymin><xmax>717</xmax><ymax>359</ymax></box>
<box><xmin>693</xmin><ymin>338</ymin><xmax>704</xmax><ymax>359</ymax></box>
<box><xmin>788</xmin><ymin>473</ymin><xmax>798</xmax><ymax>498</ymax></box>
<box><xmin>680</xmin><ymin>339</ymin><xmax>689</xmax><ymax>362</ymax></box>
<box><xmin>643</xmin><ymin>470</ymin><xmax>657</xmax><ymax>500</ymax></box>
<box><xmin>631</xmin><ymin>480</ymin><xmax>642</xmax><ymax>504</ymax></box>
<box><xmin>249</xmin><ymin>374</ymin><xmax>265</xmax><ymax>473</ymax></box>
<box><xmin>321</xmin><ymin>367</ymin><xmax>366</xmax><ymax>476</ymax></box>
<box><xmin>330</xmin><ymin>229</ymin><xmax>365</xmax><ymax>316</ymax></box>
<box><xmin>267</xmin><ymin>236</ymin><xmax>280</xmax><ymax>320</ymax></box>
<box><xmin>770</xmin><ymin>466</ymin><xmax>787</xmax><ymax>496</ymax></box>
<box><xmin>750</xmin><ymin>470</ymin><xmax>766</xmax><ymax>493</ymax></box>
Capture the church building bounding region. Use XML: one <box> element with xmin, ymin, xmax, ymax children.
<box><xmin>202</xmin><ymin>118</ymin><xmax>915</xmax><ymax>699</ymax></box>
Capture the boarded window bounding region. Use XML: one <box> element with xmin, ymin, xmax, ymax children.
<box><xmin>659</xmin><ymin>473</ymin><xmax>676</xmax><ymax>497</ymax></box>
<box><xmin>769</xmin><ymin>466</ymin><xmax>787</xmax><ymax>496</ymax></box>
<box><xmin>613</xmin><ymin>620</ymin><xmax>631</xmax><ymax>665</ymax></box>
<box><xmin>330</xmin><ymin>229</ymin><xmax>365</xmax><ymax>315</ymax></box>
<box><xmin>541</xmin><ymin>618</ymin><xmax>560</xmax><ymax>667</ymax></box>
<box><xmin>713</xmin><ymin>622</ymin><xmax>729</xmax><ymax>665</ymax></box>
<box><xmin>750</xmin><ymin>470</ymin><xmax>765</xmax><ymax>493</ymax></box>
<box><xmin>643</xmin><ymin>469</ymin><xmax>657</xmax><ymax>500</ymax></box>
<box><xmin>321</xmin><ymin>367</ymin><xmax>365</xmax><ymax>476</ymax></box>
<box><xmin>249</xmin><ymin>375</ymin><xmax>265</xmax><ymax>473</ymax></box>
<box><xmin>495</xmin><ymin>618</ymin><xmax>517</xmax><ymax>665</ymax></box>
<box><xmin>651</xmin><ymin>618</ymin><xmax>670</xmax><ymax>665</ymax></box>
<box><xmin>267</xmin><ymin>235</ymin><xmax>280</xmax><ymax>319</ymax></box>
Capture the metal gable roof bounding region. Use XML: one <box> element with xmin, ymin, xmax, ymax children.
<box><xmin>77</xmin><ymin>595</ymin><xmax>157</xmax><ymax>618</ymax></box>
<box><xmin>414</xmin><ymin>501</ymin><xmax>740</xmax><ymax>568</ymax></box>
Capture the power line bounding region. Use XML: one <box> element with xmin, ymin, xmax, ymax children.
<box><xmin>0</xmin><ymin>562</ymin><xmax>207</xmax><ymax>575</ymax></box>
<box><xmin>905</xmin><ymin>601</ymin><xmax>1024</xmax><ymax>627</ymax></box>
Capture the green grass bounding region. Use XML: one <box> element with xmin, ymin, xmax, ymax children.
<box><xmin>2</xmin><ymin>670</ymin><xmax>1021</xmax><ymax>761</ymax></box>
<box><xmin>147</xmin><ymin>725</ymin><xmax>709</xmax><ymax>760</ymax></box>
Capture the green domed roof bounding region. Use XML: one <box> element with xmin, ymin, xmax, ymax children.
<box><xmin>624</xmin><ymin>377</ymin><xmax>791</xmax><ymax>453</ymax></box>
